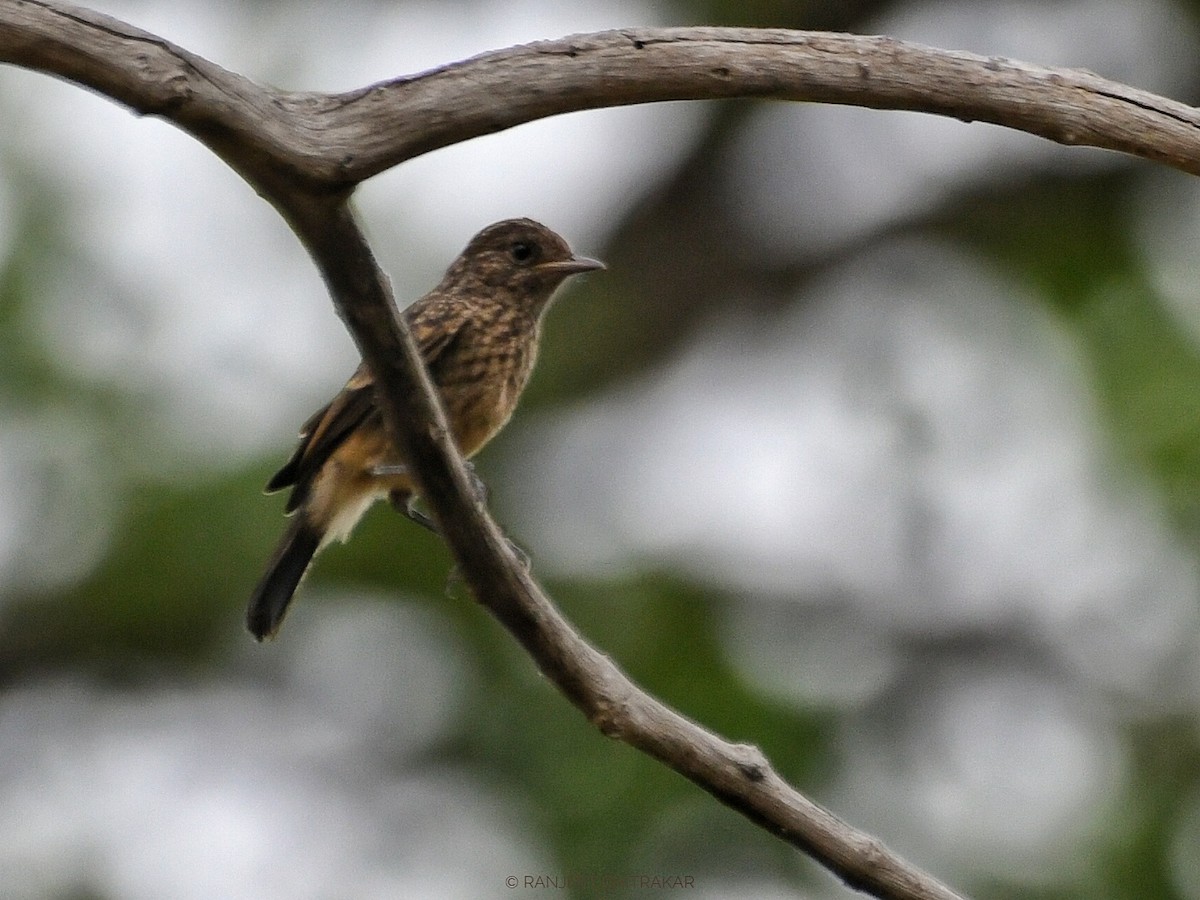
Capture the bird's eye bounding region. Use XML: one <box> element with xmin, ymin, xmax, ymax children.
<box><xmin>510</xmin><ymin>241</ymin><xmax>536</xmax><ymax>263</ymax></box>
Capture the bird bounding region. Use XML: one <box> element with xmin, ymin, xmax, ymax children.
<box><xmin>246</xmin><ymin>218</ymin><xmax>604</xmax><ymax>640</ymax></box>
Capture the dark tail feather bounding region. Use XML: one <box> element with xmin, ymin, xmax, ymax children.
<box><xmin>246</xmin><ymin>518</ymin><xmax>323</xmax><ymax>641</ymax></box>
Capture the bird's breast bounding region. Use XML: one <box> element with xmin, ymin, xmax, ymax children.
<box><xmin>436</xmin><ymin>321</ymin><xmax>538</xmax><ymax>458</ymax></box>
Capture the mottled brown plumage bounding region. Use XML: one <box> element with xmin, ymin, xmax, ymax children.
<box><xmin>247</xmin><ymin>219</ymin><xmax>603</xmax><ymax>640</ymax></box>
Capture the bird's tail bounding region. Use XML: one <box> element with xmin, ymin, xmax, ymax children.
<box><xmin>246</xmin><ymin>517</ymin><xmax>323</xmax><ymax>641</ymax></box>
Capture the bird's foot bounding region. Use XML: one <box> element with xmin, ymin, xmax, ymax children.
<box><xmin>388</xmin><ymin>489</ymin><xmax>439</xmax><ymax>534</ymax></box>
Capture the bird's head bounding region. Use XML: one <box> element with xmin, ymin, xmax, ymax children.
<box><xmin>440</xmin><ymin>218</ymin><xmax>604</xmax><ymax>313</ymax></box>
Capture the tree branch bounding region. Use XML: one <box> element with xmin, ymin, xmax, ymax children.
<box><xmin>4</xmin><ymin>0</ymin><xmax>1200</xmax><ymax>190</ymax></box>
<box><xmin>281</xmin><ymin>194</ymin><xmax>968</xmax><ymax>900</ymax></box>
<box><xmin>9</xmin><ymin>1</ymin><xmax>1194</xmax><ymax>897</ymax></box>
<box><xmin>333</xmin><ymin>28</ymin><xmax>1200</xmax><ymax>181</ymax></box>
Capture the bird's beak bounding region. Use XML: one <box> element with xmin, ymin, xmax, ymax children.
<box><xmin>536</xmin><ymin>256</ymin><xmax>606</xmax><ymax>276</ymax></box>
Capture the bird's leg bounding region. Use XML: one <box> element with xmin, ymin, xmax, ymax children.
<box><xmin>387</xmin><ymin>489</ymin><xmax>439</xmax><ymax>534</ymax></box>
<box><xmin>387</xmin><ymin>466</ymin><xmax>529</xmax><ymax>572</ymax></box>
<box><xmin>375</xmin><ymin>464</ymin><xmax>439</xmax><ymax>533</ymax></box>
<box><xmin>372</xmin><ymin>464</ymin><xmax>408</xmax><ymax>477</ymax></box>
<box><xmin>376</xmin><ymin>461</ymin><xmax>488</xmax><ymax>507</ymax></box>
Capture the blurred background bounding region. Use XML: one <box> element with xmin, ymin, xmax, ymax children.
<box><xmin>2</xmin><ymin>0</ymin><xmax>1200</xmax><ymax>897</ymax></box>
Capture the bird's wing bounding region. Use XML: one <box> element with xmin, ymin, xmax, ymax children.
<box><xmin>265</xmin><ymin>294</ymin><xmax>471</xmax><ymax>513</ymax></box>
<box><xmin>266</xmin><ymin>364</ymin><xmax>377</xmax><ymax>512</ymax></box>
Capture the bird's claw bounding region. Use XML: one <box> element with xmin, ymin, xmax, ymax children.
<box><xmin>388</xmin><ymin>489</ymin><xmax>439</xmax><ymax>534</ymax></box>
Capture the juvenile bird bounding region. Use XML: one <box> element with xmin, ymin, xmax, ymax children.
<box><xmin>246</xmin><ymin>218</ymin><xmax>603</xmax><ymax>640</ymax></box>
